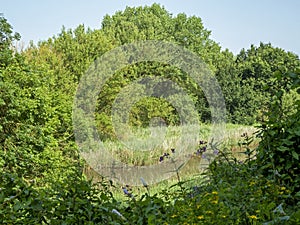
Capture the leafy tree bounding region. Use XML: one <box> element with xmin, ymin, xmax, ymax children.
<box><xmin>0</xmin><ymin>16</ymin><xmax>119</xmax><ymax>224</ymax></box>
<box><xmin>101</xmin><ymin>4</ymin><xmax>174</xmax><ymax>44</ymax></box>
<box><xmin>101</xmin><ymin>4</ymin><xmax>221</xmax><ymax>67</ymax></box>
<box><xmin>234</xmin><ymin>43</ymin><xmax>300</xmax><ymax>124</ymax></box>
<box><xmin>94</xmin><ymin>4</ymin><xmax>225</xmax><ymax>136</ymax></box>
<box><xmin>50</xmin><ymin>24</ymin><xmax>115</xmax><ymax>82</ymax></box>
<box><xmin>213</xmin><ymin>49</ymin><xmax>242</xmax><ymax>123</ymax></box>
<box><xmin>0</xmin><ymin>14</ymin><xmax>20</xmax><ymax>67</ymax></box>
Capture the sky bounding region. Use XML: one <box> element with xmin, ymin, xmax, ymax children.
<box><xmin>2</xmin><ymin>0</ymin><xmax>300</xmax><ymax>56</ymax></box>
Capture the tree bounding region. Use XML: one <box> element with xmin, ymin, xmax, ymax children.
<box><xmin>0</xmin><ymin>14</ymin><xmax>20</xmax><ymax>67</ymax></box>
<box><xmin>101</xmin><ymin>4</ymin><xmax>221</xmax><ymax>68</ymax></box>
<box><xmin>93</xmin><ymin>4</ymin><xmax>224</xmax><ymax>134</ymax></box>
<box><xmin>234</xmin><ymin>43</ymin><xmax>300</xmax><ymax>123</ymax></box>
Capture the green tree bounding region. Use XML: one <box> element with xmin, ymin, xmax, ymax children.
<box><xmin>94</xmin><ymin>4</ymin><xmax>224</xmax><ymax>135</ymax></box>
<box><xmin>0</xmin><ymin>14</ymin><xmax>20</xmax><ymax>67</ymax></box>
<box><xmin>235</xmin><ymin>43</ymin><xmax>300</xmax><ymax>124</ymax></box>
<box><xmin>0</xmin><ymin>17</ymin><xmax>119</xmax><ymax>224</ymax></box>
<box><xmin>213</xmin><ymin>49</ymin><xmax>242</xmax><ymax>123</ymax></box>
<box><xmin>50</xmin><ymin>24</ymin><xmax>115</xmax><ymax>82</ymax></box>
<box><xmin>101</xmin><ymin>4</ymin><xmax>221</xmax><ymax>68</ymax></box>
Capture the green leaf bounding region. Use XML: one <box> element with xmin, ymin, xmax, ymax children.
<box><xmin>292</xmin><ymin>151</ymin><xmax>299</xmax><ymax>160</ymax></box>
<box><xmin>295</xmin><ymin>191</ymin><xmax>300</xmax><ymax>197</ymax></box>
<box><xmin>277</xmin><ymin>146</ymin><xmax>289</xmax><ymax>152</ymax></box>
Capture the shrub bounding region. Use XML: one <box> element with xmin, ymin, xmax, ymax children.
<box><xmin>255</xmin><ymin>69</ymin><xmax>300</xmax><ymax>197</ymax></box>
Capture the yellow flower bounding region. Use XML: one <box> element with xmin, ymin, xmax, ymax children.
<box><xmin>212</xmin><ymin>191</ymin><xmax>218</xmax><ymax>195</ymax></box>
<box><xmin>171</xmin><ymin>214</ymin><xmax>177</xmax><ymax>218</ymax></box>
<box><xmin>197</xmin><ymin>215</ymin><xmax>204</xmax><ymax>219</ymax></box>
<box><xmin>221</xmin><ymin>215</ymin><xmax>226</xmax><ymax>218</ymax></box>
<box><xmin>211</xmin><ymin>200</ymin><xmax>218</xmax><ymax>204</ymax></box>
<box><xmin>248</xmin><ymin>215</ymin><xmax>258</xmax><ymax>220</ymax></box>
<box><xmin>280</xmin><ymin>186</ymin><xmax>286</xmax><ymax>191</ymax></box>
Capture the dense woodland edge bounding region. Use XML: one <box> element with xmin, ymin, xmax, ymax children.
<box><xmin>1</xmin><ymin>4</ymin><xmax>300</xmax><ymax>224</ymax></box>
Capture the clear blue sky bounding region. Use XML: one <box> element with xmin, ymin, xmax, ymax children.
<box><xmin>2</xmin><ymin>0</ymin><xmax>300</xmax><ymax>56</ymax></box>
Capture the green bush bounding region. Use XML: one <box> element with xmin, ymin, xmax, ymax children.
<box><xmin>255</xmin><ymin>69</ymin><xmax>300</xmax><ymax>197</ymax></box>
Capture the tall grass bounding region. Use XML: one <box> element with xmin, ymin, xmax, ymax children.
<box><xmin>102</xmin><ymin>124</ymin><xmax>200</xmax><ymax>166</ymax></box>
<box><xmin>83</xmin><ymin>123</ymin><xmax>258</xmax><ymax>187</ymax></box>
<box><xmin>101</xmin><ymin>124</ymin><xmax>257</xmax><ymax>164</ymax></box>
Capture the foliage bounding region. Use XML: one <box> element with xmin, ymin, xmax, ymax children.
<box><xmin>0</xmin><ymin>14</ymin><xmax>20</xmax><ymax>67</ymax></box>
<box><xmin>111</xmin><ymin>147</ymin><xmax>299</xmax><ymax>225</ymax></box>
<box><xmin>0</xmin><ymin>167</ymin><xmax>122</xmax><ymax>224</ymax></box>
<box><xmin>1</xmin><ymin>4</ymin><xmax>300</xmax><ymax>225</ymax></box>
<box><xmin>95</xmin><ymin>4</ymin><xmax>222</xmax><ymax>133</ymax></box>
<box><xmin>234</xmin><ymin>43</ymin><xmax>300</xmax><ymax>124</ymax></box>
<box><xmin>255</xmin><ymin>69</ymin><xmax>300</xmax><ymax>197</ymax></box>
